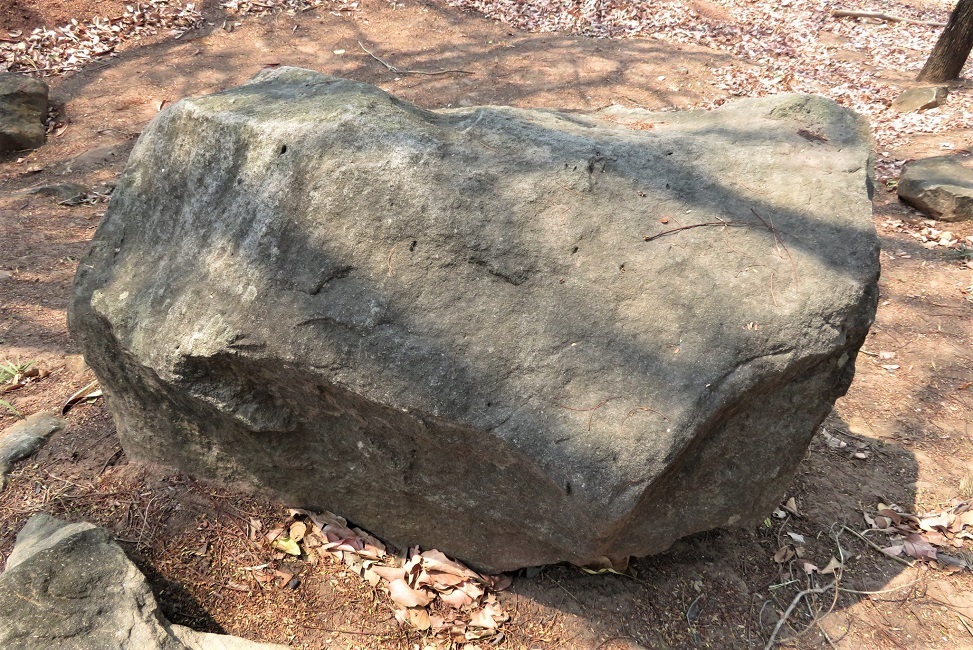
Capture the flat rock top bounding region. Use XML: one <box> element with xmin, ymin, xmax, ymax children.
<box><xmin>901</xmin><ymin>155</ymin><xmax>973</xmax><ymax>188</ymax></box>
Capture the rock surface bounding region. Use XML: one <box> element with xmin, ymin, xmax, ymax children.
<box><xmin>891</xmin><ymin>85</ymin><xmax>948</xmax><ymax>113</ymax></box>
<box><xmin>0</xmin><ymin>411</ymin><xmax>65</xmax><ymax>491</ymax></box>
<box><xmin>0</xmin><ymin>514</ymin><xmax>287</xmax><ymax>649</ymax></box>
<box><xmin>0</xmin><ymin>73</ymin><xmax>48</xmax><ymax>153</ymax></box>
<box><xmin>898</xmin><ymin>155</ymin><xmax>973</xmax><ymax>222</ymax></box>
<box><xmin>70</xmin><ymin>68</ymin><xmax>879</xmax><ymax>572</ymax></box>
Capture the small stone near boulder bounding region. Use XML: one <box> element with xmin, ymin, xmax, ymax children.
<box><xmin>891</xmin><ymin>86</ymin><xmax>948</xmax><ymax>113</ymax></box>
<box><xmin>17</xmin><ymin>182</ymin><xmax>90</xmax><ymax>202</ymax></box>
<box><xmin>0</xmin><ymin>514</ymin><xmax>288</xmax><ymax>650</ymax></box>
<box><xmin>898</xmin><ymin>155</ymin><xmax>973</xmax><ymax>222</ymax></box>
<box><xmin>0</xmin><ymin>411</ymin><xmax>65</xmax><ymax>491</ymax></box>
<box><xmin>70</xmin><ymin>69</ymin><xmax>879</xmax><ymax>573</ymax></box>
<box><xmin>0</xmin><ymin>73</ymin><xmax>48</xmax><ymax>153</ymax></box>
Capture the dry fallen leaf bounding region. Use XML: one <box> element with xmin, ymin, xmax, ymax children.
<box><xmin>289</xmin><ymin>521</ymin><xmax>307</xmax><ymax>542</ymax></box>
<box><xmin>62</xmin><ymin>380</ymin><xmax>103</xmax><ymax>414</ymax></box>
<box><xmin>271</xmin><ymin>536</ymin><xmax>301</xmax><ymax>556</ymax></box>
<box><xmin>388</xmin><ymin>578</ymin><xmax>434</xmax><ymax>607</ymax></box>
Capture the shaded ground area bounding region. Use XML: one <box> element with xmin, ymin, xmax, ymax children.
<box><xmin>1</xmin><ymin>1</ymin><xmax>973</xmax><ymax>648</ymax></box>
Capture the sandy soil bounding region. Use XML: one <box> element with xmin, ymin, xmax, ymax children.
<box><xmin>1</xmin><ymin>1</ymin><xmax>973</xmax><ymax>648</ymax></box>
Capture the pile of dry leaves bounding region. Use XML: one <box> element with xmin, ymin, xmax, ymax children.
<box><xmin>446</xmin><ymin>0</ymin><xmax>970</xmax><ymax>159</ymax></box>
<box><xmin>865</xmin><ymin>501</ymin><xmax>973</xmax><ymax>568</ymax></box>
<box><xmin>260</xmin><ymin>509</ymin><xmax>512</xmax><ymax>643</ymax></box>
<box><xmin>882</xmin><ymin>217</ymin><xmax>973</xmax><ymax>268</ymax></box>
<box><xmin>0</xmin><ymin>2</ymin><xmax>204</xmax><ymax>76</ymax></box>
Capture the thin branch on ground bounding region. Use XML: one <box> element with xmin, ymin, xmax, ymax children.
<box><xmin>841</xmin><ymin>525</ymin><xmax>915</xmax><ymax>568</ymax></box>
<box><xmin>764</xmin><ymin>581</ymin><xmax>837</xmax><ymax>650</ymax></box>
<box><xmin>357</xmin><ymin>40</ymin><xmax>474</xmax><ymax>76</ymax></box>
<box><xmin>831</xmin><ymin>9</ymin><xmax>946</xmax><ymax>27</ymax></box>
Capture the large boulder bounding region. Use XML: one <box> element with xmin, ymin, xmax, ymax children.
<box><xmin>0</xmin><ymin>514</ymin><xmax>286</xmax><ymax>649</ymax></box>
<box><xmin>898</xmin><ymin>155</ymin><xmax>973</xmax><ymax>222</ymax></box>
<box><xmin>69</xmin><ymin>69</ymin><xmax>879</xmax><ymax>572</ymax></box>
<box><xmin>0</xmin><ymin>73</ymin><xmax>48</xmax><ymax>153</ymax></box>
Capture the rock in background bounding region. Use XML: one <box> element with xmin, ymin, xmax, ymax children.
<box><xmin>69</xmin><ymin>68</ymin><xmax>879</xmax><ymax>572</ymax></box>
<box><xmin>0</xmin><ymin>73</ymin><xmax>48</xmax><ymax>153</ymax></box>
<box><xmin>0</xmin><ymin>514</ymin><xmax>287</xmax><ymax>649</ymax></box>
<box><xmin>891</xmin><ymin>86</ymin><xmax>948</xmax><ymax>113</ymax></box>
<box><xmin>0</xmin><ymin>411</ymin><xmax>66</xmax><ymax>491</ymax></box>
<box><xmin>898</xmin><ymin>154</ymin><xmax>973</xmax><ymax>222</ymax></box>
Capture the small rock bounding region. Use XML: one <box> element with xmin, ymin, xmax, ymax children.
<box><xmin>64</xmin><ymin>142</ymin><xmax>131</xmax><ymax>172</ymax></box>
<box><xmin>17</xmin><ymin>182</ymin><xmax>89</xmax><ymax>202</ymax></box>
<box><xmin>0</xmin><ymin>411</ymin><xmax>66</xmax><ymax>491</ymax></box>
<box><xmin>898</xmin><ymin>155</ymin><xmax>973</xmax><ymax>222</ymax></box>
<box><xmin>0</xmin><ymin>514</ymin><xmax>288</xmax><ymax>649</ymax></box>
<box><xmin>0</xmin><ymin>270</ymin><xmax>12</xmax><ymax>281</ymax></box>
<box><xmin>891</xmin><ymin>86</ymin><xmax>948</xmax><ymax>113</ymax></box>
<box><xmin>0</xmin><ymin>73</ymin><xmax>49</xmax><ymax>153</ymax></box>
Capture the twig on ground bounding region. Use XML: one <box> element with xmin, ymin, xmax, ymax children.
<box><xmin>357</xmin><ymin>40</ymin><xmax>474</xmax><ymax>76</ymax></box>
<box><xmin>831</xmin><ymin>9</ymin><xmax>946</xmax><ymax>27</ymax></box>
<box><xmin>959</xmin><ymin>614</ymin><xmax>973</xmax><ymax>638</ymax></box>
<box><xmin>841</xmin><ymin>525</ymin><xmax>915</xmax><ymax>568</ymax></box>
<box><xmin>549</xmin><ymin>575</ymin><xmax>586</xmax><ymax>608</ymax></box>
<box><xmin>98</xmin><ymin>446</ymin><xmax>123</xmax><ymax>476</ymax></box>
<box><xmin>764</xmin><ymin>581</ymin><xmax>837</xmax><ymax>650</ymax></box>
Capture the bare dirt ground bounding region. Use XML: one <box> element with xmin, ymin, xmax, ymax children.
<box><xmin>1</xmin><ymin>0</ymin><xmax>973</xmax><ymax>648</ymax></box>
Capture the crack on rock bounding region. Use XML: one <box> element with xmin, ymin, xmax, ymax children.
<box><xmin>308</xmin><ymin>264</ymin><xmax>354</xmax><ymax>295</ymax></box>
<box><xmin>467</xmin><ymin>256</ymin><xmax>530</xmax><ymax>286</ymax></box>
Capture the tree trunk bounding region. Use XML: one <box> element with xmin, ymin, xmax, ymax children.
<box><xmin>918</xmin><ymin>0</ymin><xmax>973</xmax><ymax>82</ymax></box>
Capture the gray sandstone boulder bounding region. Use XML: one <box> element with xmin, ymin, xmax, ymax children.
<box><xmin>0</xmin><ymin>514</ymin><xmax>287</xmax><ymax>650</ymax></box>
<box><xmin>898</xmin><ymin>155</ymin><xmax>973</xmax><ymax>222</ymax></box>
<box><xmin>0</xmin><ymin>73</ymin><xmax>48</xmax><ymax>153</ymax></box>
<box><xmin>69</xmin><ymin>68</ymin><xmax>879</xmax><ymax>572</ymax></box>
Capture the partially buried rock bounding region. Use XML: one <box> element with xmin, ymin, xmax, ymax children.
<box><xmin>898</xmin><ymin>155</ymin><xmax>973</xmax><ymax>222</ymax></box>
<box><xmin>891</xmin><ymin>85</ymin><xmax>948</xmax><ymax>113</ymax></box>
<box><xmin>0</xmin><ymin>73</ymin><xmax>48</xmax><ymax>153</ymax></box>
<box><xmin>69</xmin><ymin>68</ymin><xmax>879</xmax><ymax>572</ymax></box>
<box><xmin>0</xmin><ymin>411</ymin><xmax>65</xmax><ymax>492</ymax></box>
<box><xmin>0</xmin><ymin>514</ymin><xmax>287</xmax><ymax>649</ymax></box>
